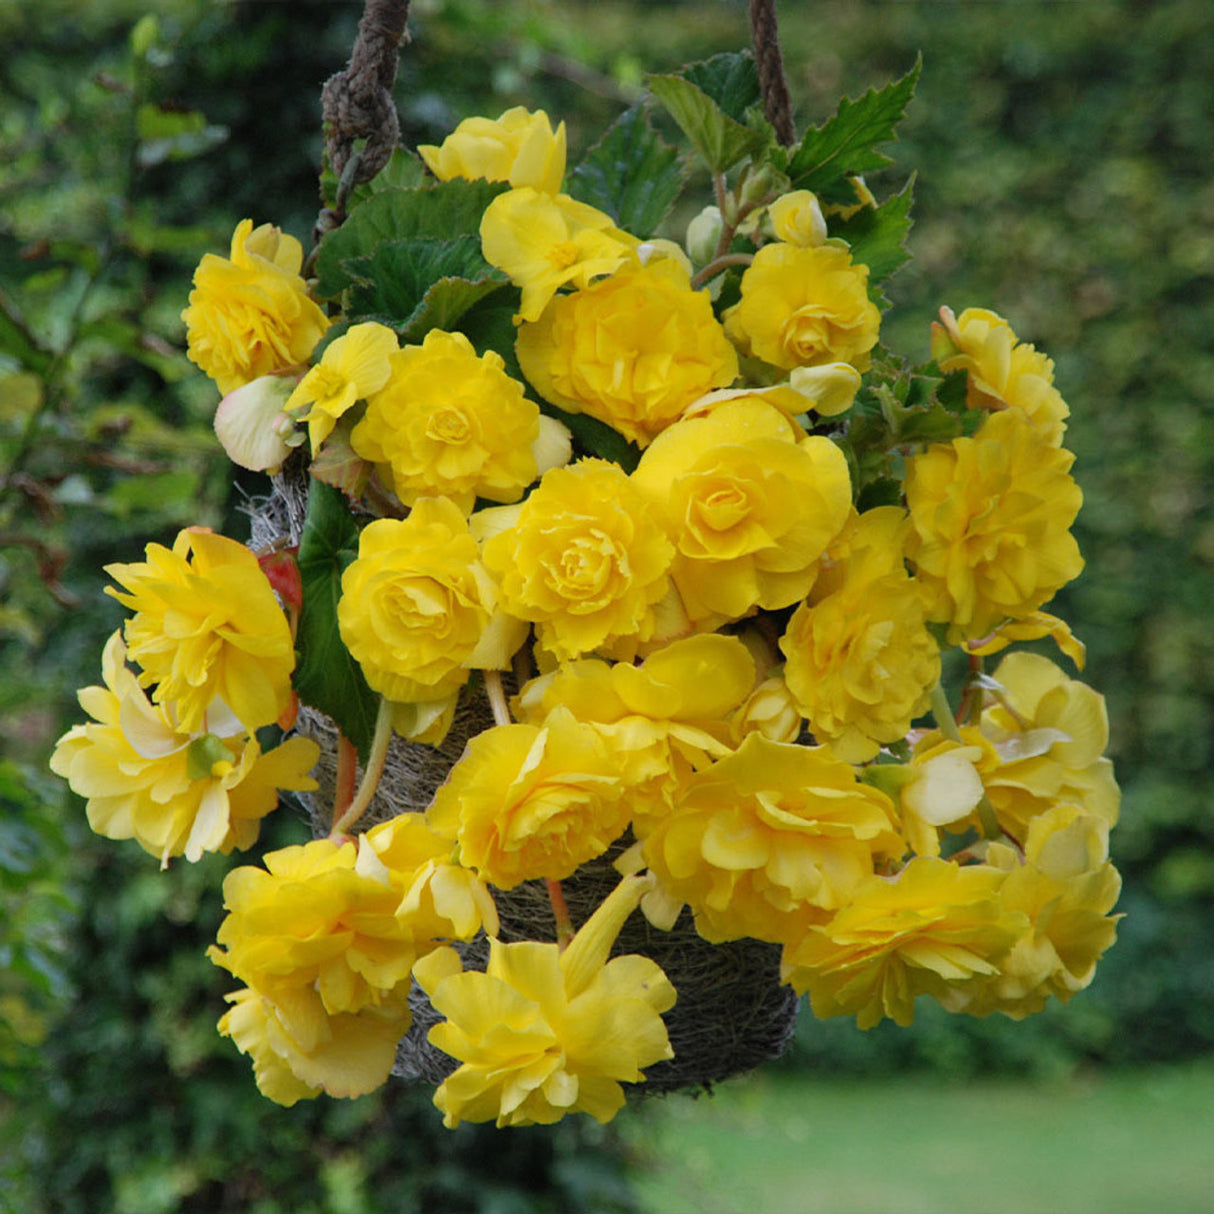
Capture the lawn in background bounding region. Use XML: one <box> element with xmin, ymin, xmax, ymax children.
<box><xmin>626</xmin><ymin>1062</ymin><xmax>1214</xmax><ymax>1214</ymax></box>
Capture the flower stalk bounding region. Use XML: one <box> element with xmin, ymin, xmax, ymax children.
<box><xmin>330</xmin><ymin>696</ymin><xmax>393</xmax><ymax>837</ymax></box>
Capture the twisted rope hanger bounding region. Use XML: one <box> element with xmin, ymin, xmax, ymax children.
<box><xmin>321</xmin><ymin>0</ymin><xmax>411</xmax><ymax>201</ymax></box>
<box><xmin>749</xmin><ymin>0</ymin><xmax>796</xmax><ymax>147</ymax></box>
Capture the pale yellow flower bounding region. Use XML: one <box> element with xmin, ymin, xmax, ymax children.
<box><xmin>943</xmin><ymin>804</ymin><xmax>1122</xmax><ymax>1020</ymax></box>
<box><xmin>419</xmin><ymin>106</ymin><xmax>567</xmax><ymax>194</ymax></box>
<box><xmin>723</xmin><ymin>242</ymin><xmax>880</xmax><ymax>371</ymax></box>
<box><xmin>425</xmin><ymin>706</ymin><xmax>629</xmax><ymax>889</ymax></box>
<box><xmin>350</xmin><ymin>329</ymin><xmax>547</xmax><ymax>514</ymax></box>
<box><xmin>287</xmin><ymin>321</ymin><xmax>399</xmax><ymax>454</ymax></box>
<box><xmin>932</xmin><ymin>306</ymin><xmax>1069</xmax><ymax>444</ymax></box>
<box><xmin>480</xmin><ymin>459</ymin><xmax>675</xmax><ymax>661</ymax></box>
<box><xmin>904</xmin><ymin>409</ymin><xmax>1085</xmax><ymax>641</ymax></box>
<box><xmin>642</xmin><ymin>733</ymin><xmax>903</xmax><ymax>945</ymax></box>
<box><xmin>213</xmin><ymin>375</ymin><xmax>301</xmax><ymax>473</ymax></box>
<box><xmin>978</xmin><ymin>651</ymin><xmax>1120</xmax><ymax>840</ymax></box>
<box><xmin>631</xmin><ymin>398</ymin><xmax>851</xmax><ymax>628</ymax></box>
<box><xmin>49</xmin><ymin>632</ymin><xmax>318</xmax><ymax>867</ymax></box>
<box><xmin>183</xmin><ymin>219</ymin><xmax>329</xmax><ymax>394</ymax></box>
<box><xmin>337</xmin><ymin>498</ymin><xmax>527</xmax><ymax>711</ymax></box>
<box><xmin>105</xmin><ymin>527</ymin><xmax>297</xmax><ymax>734</ymax></box>
<box><xmin>892</xmin><ymin>735</ymin><xmax>993</xmax><ymax>857</ymax></box>
<box><xmin>781</xmin><ymin>856</ymin><xmax>1026</xmax><ymax>1028</ymax></box>
<box><xmin>516</xmin><ymin>257</ymin><xmax>738</xmax><ymax>447</ymax></box>
<box><xmin>480</xmin><ymin>188</ymin><xmax>639</xmax><ymax>322</ymax></box>
<box><xmin>780</xmin><ymin>507</ymin><xmax>942</xmax><ymax>763</ymax></box>
<box><xmin>413</xmin><ymin>874</ymin><xmax>675</xmax><ymax>1127</ymax></box>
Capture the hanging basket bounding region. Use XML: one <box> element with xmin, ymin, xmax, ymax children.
<box><xmin>248</xmin><ymin>468</ymin><xmax>799</xmax><ymax>1094</ymax></box>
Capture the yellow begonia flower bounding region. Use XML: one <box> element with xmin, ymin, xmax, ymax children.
<box><xmin>480</xmin><ymin>458</ymin><xmax>676</xmax><ymax>661</ymax></box>
<box><xmin>182</xmin><ymin>218</ymin><xmax>330</xmax><ymax>395</ymax></box>
<box><xmin>105</xmin><ymin>527</ymin><xmax>297</xmax><ymax>735</ymax></box>
<box><xmin>632</xmin><ymin>398</ymin><xmax>852</xmax><ymax>629</ymax></box>
<box><xmin>781</xmin><ymin>856</ymin><xmax>1026</xmax><ymax>1028</ymax></box>
<box><xmin>414</xmin><ymin>873</ymin><xmax>675</xmax><ymax>1128</ymax></box>
<box><xmin>722</xmin><ymin>241</ymin><xmax>880</xmax><ymax>372</ymax></box>
<box><xmin>643</xmin><ymin>733</ymin><xmax>904</xmax><ymax>946</ymax></box>
<box><xmin>978</xmin><ymin>651</ymin><xmax>1120</xmax><ymax>841</ymax></box>
<box><xmin>337</xmin><ymin>498</ymin><xmax>527</xmax><ymax>713</ymax></box>
<box><xmin>943</xmin><ymin>804</ymin><xmax>1121</xmax><ymax>1020</ymax></box>
<box><xmin>904</xmin><ymin>409</ymin><xmax>1085</xmax><ymax>642</ymax></box>
<box><xmin>932</xmin><ymin>306</ymin><xmax>1069</xmax><ymax>445</ymax></box>
<box><xmin>729</xmin><ymin>674</ymin><xmax>803</xmax><ymax>746</ymax></box>
<box><xmin>287</xmin><ymin>321</ymin><xmax>399</xmax><ymax>455</ymax></box>
<box><xmin>425</xmin><ymin>706</ymin><xmax>630</xmax><ymax>889</ymax></box>
<box><xmin>768</xmin><ymin>189</ymin><xmax>828</xmax><ymax>247</ymax></box>
<box><xmin>515</xmin><ymin>256</ymin><xmax>739</xmax><ymax>448</ymax></box>
<box><xmin>480</xmin><ymin>188</ymin><xmax>640</xmax><ymax>322</ymax></box>
<box><xmin>210</xmin><ymin>825</ymin><xmax>494</xmax><ymax>1105</ymax></box>
<box><xmin>419</xmin><ymin>106</ymin><xmax>567</xmax><ymax>195</ymax></box>
<box><xmin>351</xmin><ymin>329</ymin><xmax>550</xmax><ymax>514</ymax></box>
<box><xmin>514</xmin><ymin>634</ymin><xmax>756</xmax><ymax>837</ymax></box>
<box><xmin>49</xmin><ymin>632</ymin><xmax>318</xmax><ymax>868</ymax></box>
<box><xmin>217</xmin><ymin>985</ymin><xmax>410</xmax><ymax>1107</ymax></box>
<box><xmin>780</xmin><ymin>506</ymin><xmax>942</xmax><ymax>764</ymax></box>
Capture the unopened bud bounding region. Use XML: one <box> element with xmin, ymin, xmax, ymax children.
<box><xmin>686</xmin><ymin>205</ymin><xmax>724</xmax><ymax>265</ymax></box>
<box><xmin>769</xmin><ymin>190</ymin><xmax>828</xmax><ymax>247</ymax></box>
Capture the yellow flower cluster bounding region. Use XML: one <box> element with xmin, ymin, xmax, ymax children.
<box><xmin>60</xmin><ymin>90</ymin><xmax>1122</xmax><ymax>1130</ymax></box>
<box><xmin>208</xmin><ymin>820</ymin><xmax>498</xmax><ymax>1104</ymax></box>
<box><xmin>53</xmin><ymin>533</ymin><xmax>318</xmax><ymax>867</ymax></box>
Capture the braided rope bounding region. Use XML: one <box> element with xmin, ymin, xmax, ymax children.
<box><xmin>749</xmin><ymin>0</ymin><xmax>796</xmax><ymax>147</ymax></box>
<box><xmin>321</xmin><ymin>0</ymin><xmax>411</xmax><ymax>193</ymax></box>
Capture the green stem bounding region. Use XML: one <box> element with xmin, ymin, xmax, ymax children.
<box><xmin>929</xmin><ymin>681</ymin><xmax>962</xmax><ymax>743</ymax></box>
<box><xmin>930</xmin><ymin>680</ymin><xmax>1002</xmax><ymax>841</ymax></box>
<box><xmin>330</xmin><ymin>697</ymin><xmax>393</xmax><ymax>837</ymax></box>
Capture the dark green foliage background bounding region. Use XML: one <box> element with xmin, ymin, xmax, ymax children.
<box><xmin>2</xmin><ymin>1</ymin><xmax>1211</xmax><ymax>1209</ymax></box>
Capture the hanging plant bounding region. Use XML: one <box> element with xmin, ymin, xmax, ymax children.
<box><xmin>50</xmin><ymin>0</ymin><xmax>1122</xmax><ymax>1130</ymax></box>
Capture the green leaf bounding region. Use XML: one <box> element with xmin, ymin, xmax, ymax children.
<box><xmin>567</xmin><ymin>106</ymin><xmax>686</xmax><ymax>235</ymax></box>
<box><xmin>538</xmin><ymin>403</ymin><xmax>641</xmax><ymax>473</ymax></box>
<box><xmin>681</xmin><ymin>52</ymin><xmax>762</xmax><ymax>124</ymax></box>
<box><xmin>295</xmin><ymin>480</ymin><xmax>379</xmax><ymax>762</ymax></box>
<box><xmin>647</xmin><ymin>61</ymin><xmax>768</xmax><ymax>173</ymax></box>
<box><xmin>786</xmin><ymin>58</ymin><xmax>921</xmax><ymax>194</ymax></box>
<box><xmin>322</xmin><ymin>148</ymin><xmax>428</xmax><ymax>214</ymax></box>
<box><xmin>343</xmin><ymin>235</ymin><xmax>508</xmax><ymax>335</ymax></box>
<box><xmin>313</xmin><ymin>179</ymin><xmax>508</xmax><ymax>300</ymax></box>
<box><xmin>457</xmin><ymin>295</ymin><xmax>525</xmax><ymax>381</ymax></box>
<box><xmin>835</xmin><ymin>177</ymin><xmax>915</xmax><ymax>305</ymax></box>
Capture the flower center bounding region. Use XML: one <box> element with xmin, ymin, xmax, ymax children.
<box><xmin>426</xmin><ymin>407</ymin><xmax>471</xmax><ymax>445</ymax></box>
<box><xmin>310</xmin><ymin>365</ymin><xmax>348</xmax><ymax>403</ymax></box>
<box><xmin>547</xmin><ymin>240</ymin><xmax>582</xmax><ymax>271</ymax></box>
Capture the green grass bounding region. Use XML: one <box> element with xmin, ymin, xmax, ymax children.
<box><xmin>624</xmin><ymin>1063</ymin><xmax>1214</xmax><ymax>1214</ymax></box>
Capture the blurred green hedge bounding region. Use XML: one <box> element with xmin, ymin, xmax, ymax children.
<box><xmin>3</xmin><ymin>1</ymin><xmax>1212</xmax><ymax>1209</ymax></box>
